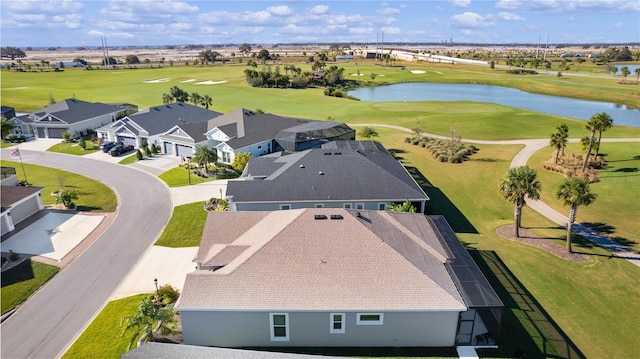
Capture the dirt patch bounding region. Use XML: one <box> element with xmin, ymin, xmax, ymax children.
<box><xmin>496</xmin><ymin>224</ymin><xmax>589</xmax><ymax>262</ymax></box>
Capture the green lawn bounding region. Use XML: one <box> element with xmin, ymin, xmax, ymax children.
<box><xmin>158</xmin><ymin>166</ymin><xmax>215</xmax><ymax>187</ymax></box>
<box><xmin>528</xmin><ymin>142</ymin><xmax>640</xmax><ymax>252</ymax></box>
<box><xmin>154</xmin><ymin>202</ymin><xmax>207</xmax><ymax>247</ymax></box>
<box><xmin>62</xmin><ymin>294</ymin><xmax>149</xmax><ymax>359</ymax></box>
<box><xmin>119</xmin><ymin>152</ymin><xmax>139</xmax><ymax>165</ymax></box>
<box><xmin>46</xmin><ymin>140</ymin><xmax>99</xmax><ymax>155</ymax></box>
<box><xmin>1</xmin><ymin>260</ymin><xmax>59</xmax><ymax>315</ymax></box>
<box><xmin>0</xmin><ymin>160</ymin><xmax>117</xmax><ymax>211</ymax></box>
<box><xmin>378</xmin><ymin>128</ymin><xmax>640</xmax><ymax>359</ymax></box>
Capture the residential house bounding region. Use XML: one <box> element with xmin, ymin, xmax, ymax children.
<box><xmin>226</xmin><ymin>141</ymin><xmax>429</xmax><ymax>212</ymax></box>
<box><xmin>1</xmin><ymin>106</ymin><xmax>34</xmax><ymax>138</ymax></box>
<box><xmin>201</xmin><ymin>108</ymin><xmax>354</xmax><ymax>164</ymax></box>
<box><xmin>1</xmin><ymin>167</ymin><xmax>44</xmax><ymax>236</ymax></box>
<box><xmin>29</xmin><ymin>99</ymin><xmax>134</xmax><ymax>139</ymax></box>
<box><xmin>97</xmin><ymin>102</ymin><xmax>221</xmax><ymax>153</ymax></box>
<box><xmin>176</xmin><ymin>209</ymin><xmax>502</xmax><ymax>348</ymax></box>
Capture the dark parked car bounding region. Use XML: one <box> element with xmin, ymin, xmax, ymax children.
<box><xmin>100</xmin><ymin>141</ymin><xmax>118</xmax><ymax>153</ymax></box>
<box><xmin>108</xmin><ymin>144</ymin><xmax>134</xmax><ymax>157</ymax></box>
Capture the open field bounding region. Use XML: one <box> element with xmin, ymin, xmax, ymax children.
<box><xmin>528</xmin><ymin>142</ymin><xmax>640</xmax><ymax>252</ymax></box>
<box><xmin>2</xmin><ymin>59</ymin><xmax>639</xmax><ymax>140</ymax></box>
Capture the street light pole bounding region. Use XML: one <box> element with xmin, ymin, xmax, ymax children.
<box><xmin>186</xmin><ymin>156</ymin><xmax>192</xmax><ymax>185</ymax></box>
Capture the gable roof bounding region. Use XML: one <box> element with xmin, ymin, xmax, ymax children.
<box><xmin>176</xmin><ymin>208</ymin><xmax>466</xmax><ymax>312</ymax></box>
<box><xmin>1</xmin><ymin>186</ymin><xmax>43</xmax><ymax>213</ymax></box>
<box><xmin>226</xmin><ymin>141</ymin><xmax>428</xmax><ymax>203</ymax></box>
<box><xmin>107</xmin><ymin>102</ymin><xmax>221</xmax><ymax>136</ymax></box>
<box><xmin>32</xmin><ymin>99</ymin><xmax>123</xmax><ymax>124</ymax></box>
<box><xmin>208</xmin><ymin>108</ymin><xmax>339</xmax><ymax>150</ymax></box>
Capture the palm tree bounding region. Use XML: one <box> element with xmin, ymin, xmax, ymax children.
<box><xmin>555</xmin><ymin>177</ymin><xmax>597</xmax><ymax>253</ymax></box>
<box><xmin>550</xmin><ymin>123</ymin><xmax>569</xmax><ymax>163</ymax></box>
<box><xmin>387</xmin><ymin>200</ymin><xmax>416</xmax><ymax>213</ymax></box>
<box><xmin>1</xmin><ymin>116</ymin><xmax>15</xmax><ymax>138</ymax></box>
<box><xmin>592</xmin><ymin>112</ymin><xmax>613</xmax><ymax>159</ymax></box>
<box><xmin>200</xmin><ymin>94</ymin><xmax>213</xmax><ymax>109</ymax></box>
<box><xmin>190</xmin><ymin>92</ymin><xmax>202</xmax><ymax>107</ymax></box>
<box><xmin>499</xmin><ymin>166</ymin><xmax>541</xmax><ymax>237</ymax></box>
<box><xmin>360</xmin><ymin>126</ymin><xmax>379</xmax><ymax>140</ymax></box>
<box><xmin>161</xmin><ymin>93</ymin><xmax>173</xmax><ymax>105</ymax></box>
<box><xmin>620</xmin><ymin>66</ymin><xmax>630</xmax><ymax>83</ymax></box>
<box><xmin>191</xmin><ymin>143</ymin><xmax>217</xmax><ymax>171</ymax></box>
<box><xmin>120</xmin><ymin>296</ymin><xmax>177</xmax><ymax>349</ymax></box>
<box><xmin>581</xmin><ymin>112</ymin><xmax>613</xmax><ymax>172</ymax></box>
<box><xmin>635</xmin><ymin>68</ymin><xmax>640</xmax><ymax>83</ymax></box>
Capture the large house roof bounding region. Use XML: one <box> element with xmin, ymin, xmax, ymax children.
<box><xmin>176</xmin><ymin>209</ymin><xmax>466</xmax><ymax>312</ymax></box>
<box><xmin>102</xmin><ymin>102</ymin><xmax>221</xmax><ymax>136</ymax></box>
<box><xmin>210</xmin><ymin>108</ymin><xmax>342</xmax><ymax>150</ymax></box>
<box><xmin>226</xmin><ymin>141</ymin><xmax>428</xmax><ymax>203</ymax></box>
<box><xmin>32</xmin><ymin>99</ymin><xmax>123</xmax><ymax>124</ymax></box>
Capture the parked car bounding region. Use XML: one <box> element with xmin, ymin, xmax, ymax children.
<box><xmin>100</xmin><ymin>141</ymin><xmax>118</xmax><ymax>153</ymax></box>
<box><xmin>108</xmin><ymin>144</ymin><xmax>134</xmax><ymax>157</ymax></box>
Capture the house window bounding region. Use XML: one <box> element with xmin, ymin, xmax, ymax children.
<box><xmin>280</xmin><ymin>204</ymin><xmax>291</xmax><ymax>210</ymax></box>
<box><xmin>330</xmin><ymin>313</ymin><xmax>345</xmax><ymax>334</ymax></box>
<box><xmin>355</xmin><ymin>203</ymin><xmax>364</xmax><ymax>210</ymax></box>
<box><xmin>270</xmin><ymin>313</ymin><xmax>289</xmax><ymax>341</ymax></box>
<box><xmin>378</xmin><ymin>203</ymin><xmax>387</xmax><ymax>211</ymax></box>
<box><xmin>357</xmin><ymin>313</ymin><xmax>384</xmax><ymax>325</ymax></box>
<box><xmin>222</xmin><ymin>152</ymin><xmax>231</xmax><ymax>163</ymax></box>
<box><xmin>315</xmin><ymin>204</ymin><xmax>324</xmax><ymax>208</ymax></box>
<box><xmin>343</xmin><ymin>203</ymin><xmax>352</xmax><ymax>209</ymax></box>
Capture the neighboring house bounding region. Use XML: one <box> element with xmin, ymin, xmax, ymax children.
<box><xmin>97</xmin><ymin>102</ymin><xmax>221</xmax><ymax>152</ymax></box>
<box><xmin>1</xmin><ymin>168</ymin><xmax>44</xmax><ymax>236</ymax></box>
<box><xmin>176</xmin><ymin>209</ymin><xmax>503</xmax><ymax>348</ymax></box>
<box><xmin>1</xmin><ymin>105</ymin><xmax>16</xmax><ymax>119</ymax></box>
<box><xmin>226</xmin><ymin>141</ymin><xmax>429</xmax><ymax>212</ymax></box>
<box><xmin>159</xmin><ymin>121</ymin><xmax>213</xmax><ymax>157</ymax></box>
<box><xmin>58</xmin><ymin>61</ymin><xmax>85</xmax><ymax>68</ymax></box>
<box><xmin>202</xmin><ymin>108</ymin><xmax>354</xmax><ymax>164</ymax></box>
<box><xmin>29</xmin><ymin>99</ymin><xmax>134</xmax><ymax>139</ymax></box>
<box><xmin>5</xmin><ymin>115</ymin><xmax>35</xmax><ymax>138</ymax></box>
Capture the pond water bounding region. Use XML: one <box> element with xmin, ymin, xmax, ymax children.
<box><xmin>348</xmin><ymin>83</ymin><xmax>640</xmax><ymax>127</ymax></box>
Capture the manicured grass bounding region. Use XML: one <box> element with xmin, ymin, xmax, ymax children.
<box><xmin>376</xmin><ymin>128</ymin><xmax>640</xmax><ymax>359</ymax></box>
<box><xmin>46</xmin><ymin>140</ymin><xmax>99</xmax><ymax>155</ymax></box>
<box><xmin>155</xmin><ymin>202</ymin><xmax>207</xmax><ymax>247</ymax></box>
<box><xmin>2</xmin><ymin>61</ymin><xmax>638</xmax><ymax>141</ymax></box>
<box><xmin>62</xmin><ymin>294</ymin><xmax>149</xmax><ymax>359</ymax></box>
<box><xmin>1</xmin><ymin>259</ymin><xmax>59</xmax><ymax>315</ymax></box>
<box><xmin>158</xmin><ymin>166</ymin><xmax>215</xmax><ymax>187</ymax></box>
<box><xmin>1</xmin><ymin>141</ymin><xmax>16</xmax><ymax>148</ymax></box>
<box><xmin>118</xmin><ymin>153</ymin><xmax>139</xmax><ymax>165</ymax></box>
<box><xmin>0</xmin><ymin>160</ymin><xmax>117</xmax><ymax>211</ymax></box>
<box><xmin>528</xmin><ymin>142</ymin><xmax>640</xmax><ymax>251</ymax></box>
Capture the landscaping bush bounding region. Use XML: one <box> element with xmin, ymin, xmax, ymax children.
<box><xmin>136</xmin><ymin>149</ymin><xmax>143</xmax><ymax>161</ymax></box>
<box><xmin>157</xmin><ymin>284</ymin><xmax>180</xmax><ymax>305</ymax></box>
<box><xmin>61</xmin><ymin>131</ymin><xmax>71</xmax><ymax>142</ymax></box>
<box><xmin>144</xmin><ymin>146</ymin><xmax>152</xmax><ymax>157</ymax></box>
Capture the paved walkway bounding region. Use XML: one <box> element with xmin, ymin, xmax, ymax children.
<box><xmin>352</xmin><ymin>124</ymin><xmax>640</xmax><ymax>267</ymax></box>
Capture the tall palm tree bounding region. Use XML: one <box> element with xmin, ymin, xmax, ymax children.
<box><xmin>593</xmin><ymin>113</ymin><xmax>613</xmax><ymax>159</ymax></box>
<box><xmin>556</xmin><ymin>177</ymin><xmax>597</xmax><ymax>253</ymax></box>
<box><xmin>620</xmin><ymin>66</ymin><xmax>630</xmax><ymax>83</ymax></box>
<box><xmin>200</xmin><ymin>94</ymin><xmax>213</xmax><ymax>109</ymax></box>
<box><xmin>189</xmin><ymin>92</ymin><xmax>202</xmax><ymax>107</ymax></box>
<box><xmin>581</xmin><ymin>112</ymin><xmax>612</xmax><ymax>172</ymax></box>
<box><xmin>550</xmin><ymin>123</ymin><xmax>569</xmax><ymax>164</ymax></box>
<box><xmin>120</xmin><ymin>296</ymin><xmax>176</xmax><ymax>349</ymax></box>
<box><xmin>387</xmin><ymin>200</ymin><xmax>416</xmax><ymax>213</ymax></box>
<box><xmin>161</xmin><ymin>93</ymin><xmax>173</xmax><ymax>105</ymax></box>
<box><xmin>191</xmin><ymin>143</ymin><xmax>217</xmax><ymax>171</ymax></box>
<box><xmin>635</xmin><ymin>68</ymin><xmax>640</xmax><ymax>83</ymax></box>
<box><xmin>499</xmin><ymin>166</ymin><xmax>541</xmax><ymax>237</ymax></box>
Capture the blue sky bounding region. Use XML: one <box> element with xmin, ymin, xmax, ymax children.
<box><xmin>1</xmin><ymin>0</ymin><xmax>638</xmax><ymax>47</ymax></box>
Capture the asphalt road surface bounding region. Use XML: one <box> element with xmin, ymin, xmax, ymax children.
<box><xmin>1</xmin><ymin>150</ymin><xmax>173</xmax><ymax>359</ymax></box>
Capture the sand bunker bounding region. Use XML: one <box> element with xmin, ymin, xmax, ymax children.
<box><xmin>194</xmin><ymin>80</ymin><xmax>227</xmax><ymax>85</ymax></box>
<box><xmin>349</xmin><ymin>73</ymin><xmax>364</xmax><ymax>76</ymax></box>
<box><xmin>180</xmin><ymin>79</ymin><xmax>196</xmax><ymax>83</ymax></box>
<box><xmin>410</xmin><ymin>70</ymin><xmax>426</xmax><ymax>74</ymax></box>
<box><xmin>144</xmin><ymin>78</ymin><xmax>171</xmax><ymax>83</ymax></box>
<box><xmin>3</xmin><ymin>87</ymin><xmax>28</xmax><ymax>90</ymax></box>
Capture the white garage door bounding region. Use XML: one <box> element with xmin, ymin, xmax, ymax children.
<box><xmin>164</xmin><ymin>142</ymin><xmax>174</xmax><ymax>155</ymax></box>
<box><xmin>117</xmin><ymin>136</ymin><xmax>137</xmax><ymax>147</ymax></box>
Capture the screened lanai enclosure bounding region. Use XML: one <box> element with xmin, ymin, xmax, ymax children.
<box><xmin>274</xmin><ymin>121</ymin><xmax>355</xmax><ymax>152</ymax></box>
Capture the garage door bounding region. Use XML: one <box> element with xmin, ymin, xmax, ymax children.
<box><xmin>176</xmin><ymin>144</ymin><xmax>193</xmax><ymax>157</ymax></box>
<box><xmin>117</xmin><ymin>136</ymin><xmax>137</xmax><ymax>147</ymax></box>
<box><xmin>10</xmin><ymin>197</ymin><xmax>40</xmax><ymax>225</ymax></box>
<box><xmin>37</xmin><ymin>127</ymin><xmax>46</xmax><ymax>138</ymax></box>
<box><xmin>47</xmin><ymin>127</ymin><xmax>67</xmax><ymax>138</ymax></box>
<box><xmin>164</xmin><ymin>142</ymin><xmax>174</xmax><ymax>155</ymax></box>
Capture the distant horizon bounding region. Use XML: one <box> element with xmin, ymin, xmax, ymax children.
<box><xmin>1</xmin><ymin>1</ymin><xmax>638</xmax><ymax>47</ymax></box>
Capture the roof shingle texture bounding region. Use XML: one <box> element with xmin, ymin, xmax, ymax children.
<box><xmin>33</xmin><ymin>99</ymin><xmax>123</xmax><ymax>124</ymax></box>
<box><xmin>177</xmin><ymin>208</ymin><xmax>465</xmax><ymax>312</ymax></box>
<box><xmin>120</xmin><ymin>102</ymin><xmax>221</xmax><ymax>136</ymax></box>
<box><xmin>1</xmin><ymin>186</ymin><xmax>43</xmax><ymax>213</ymax></box>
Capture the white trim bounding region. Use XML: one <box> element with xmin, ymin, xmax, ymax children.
<box><xmin>356</xmin><ymin>313</ymin><xmax>384</xmax><ymax>325</ymax></box>
<box><xmin>269</xmin><ymin>313</ymin><xmax>289</xmax><ymax>341</ymax></box>
<box><xmin>330</xmin><ymin>313</ymin><xmax>345</xmax><ymax>334</ymax></box>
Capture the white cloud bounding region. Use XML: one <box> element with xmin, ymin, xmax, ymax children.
<box><xmin>381</xmin><ymin>26</ymin><xmax>401</xmax><ymax>34</ymax></box>
<box><xmin>378</xmin><ymin>7</ymin><xmax>401</xmax><ymax>15</ymax></box>
<box><xmin>495</xmin><ymin>0</ymin><xmax>521</xmax><ymax>9</ymax></box>
<box><xmin>310</xmin><ymin>5</ymin><xmax>329</xmax><ymax>15</ymax></box>
<box><xmin>497</xmin><ymin>11</ymin><xmax>525</xmax><ymax>21</ymax></box>
<box><xmin>450</xmin><ymin>12</ymin><xmax>495</xmax><ymax>28</ymax></box>
<box><xmin>169</xmin><ymin>23</ymin><xmax>192</xmax><ymax>31</ymax></box>
<box><xmin>87</xmin><ymin>30</ymin><xmax>104</xmax><ymax>36</ymax></box>
<box><xmin>349</xmin><ymin>27</ymin><xmax>374</xmax><ymax>35</ymax></box>
<box><xmin>3</xmin><ymin>0</ymin><xmax>84</xmax><ymax>13</ymax></box>
<box><xmin>451</xmin><ymin>0</ymin><xmax>471</xmax><ymax>8</ymax></box>
<box><xmin>267</xmin><ymin>5</ymin><xmax>293</xmax><ymax>16</ymax></box>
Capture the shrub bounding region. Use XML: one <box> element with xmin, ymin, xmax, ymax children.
<box><xmin>9</xmin><ymin>250</ymin><xmax>19</xmax><ymax>261</ymax></box>
<box><xmin>156</xmin><ymin>284</ymin><xmax>180</xmax><ymax>305</ymax></box>
<box><xmin>56</xmin><ymin>189</ymin><xmax>78</xmax><ymax>209</ymax></box>
<box><xmin>144</xmin><ymin>146</ymin><xmax>152</xmax><ymax>157</ymax></box>
<box><xmin>437</xmin><ymin>154</ymin><xmax>448</xmax><ymax>162</ymax></box>
<box><xmin>411</xmin><ymin>139</ymin><xmax>420</xmax><ymax>145</ymax></box>
<box><xmin>150</xmin><ymin>143</ymin><xmax>159</xmax><ymax>154</ymax></box>
<box><xmin>61</xmin><ymin>131</ymin><xmax>71</xmax><ymax>142</ymax></box>
<box><xmin>136</xmin><ymin>149</ymin><xmax>143</xmax><ymax>161</ymax></box>
<box><xmin>78</xmin><ymin>139</ymin><xmax>87</xmax><ymax>150</ymax></box>
<box><xmin>404</xmin><ymin>137</ymin><xmax>412</xmax><ymax>143</ymax></box>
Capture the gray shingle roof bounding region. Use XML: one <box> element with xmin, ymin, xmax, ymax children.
<box><xmin>227</xmin><ymin>141</ymin><xmax>428</xmax><ymax>203</ymax></box>
<box><xmin>124</xmin><ymin>103</ymin><xmax>221</xmax><ymax>136</ymax></box>
<box><xmin>1</xmin><ymin>186</ymin><xmax>43</xmax><ymax>213</ymax></box>
<box><xmin>176</xmin><ymin>208</ymin><xmax>466</xmax><ymax>311</ymax></box>
<box><xmin>32</xmin><ymin>99</ymin><xmax>123</xmax><ymax>124</ymax></box>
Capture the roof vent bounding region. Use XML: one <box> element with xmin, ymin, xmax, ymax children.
<box><xmin>330</xmin><ymin>214</ymin><xmax>343</xmax><ymax>220</ymax></box>
<box><xmin>318</xmin><ymin>171</ymin><xmax>324</xmax><ymax>175</ymax></box>
<box><xmin>314</xmin><ymin>214</ymin><xmax>327</xmax><ymax>220</ymax></box>
<box><xmin>334</xmin><ymin>152</ymin><xmax>342</xmax><ymax>155</ymax></box>
<box><xmin>300</xmin><ymin>165</ymin><xmax>305</xmax><ymax>168</ymax></box>
<box><xmin>324</xmin><ymin>152</ymin><xmax>332</xmax><ymax>155</ymax></box>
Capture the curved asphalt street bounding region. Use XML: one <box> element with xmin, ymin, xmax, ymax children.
<box><xmin>352</xmin><ymin>124</ymin><xmax>640</xmax><ymax>266</ymax></box>
<box><xmin>0</xmin><ymin>150</ymin><xmax>173</xmax><ymax>359</ymax></box>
